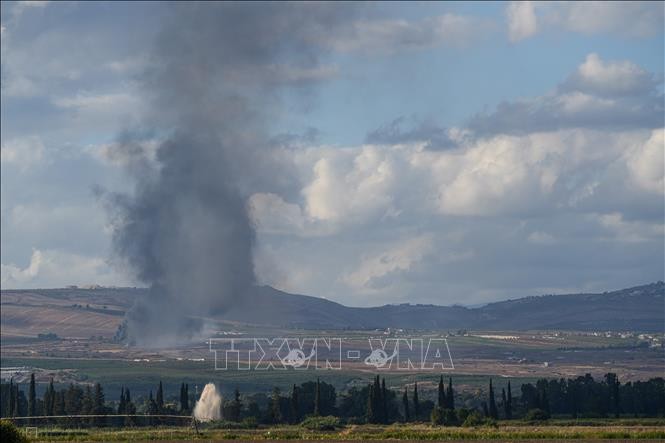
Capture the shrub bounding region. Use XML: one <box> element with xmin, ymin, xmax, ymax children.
<box><xmin>0</xmin><ymin>420</ymin><xmax>30</xmax><ymax>443</ymax></box>
<box><xmin>525</xmin><ymin>408</ymin><xmax>550</xmax><ymax>422</ymax></box>
<box><xmin>241</xmin><ymin>416</ymin><xmax>259</xmax><ymax>428</ymax></box>
<box><xmin>462</xmin><ymin>411</ymin><xmax>486</xmax><ymax>427</ymax></box>
<box><xmin>430</xmin><ymin>407</ymin><xmax>444</xmax><ymax>426</ymax></box>
<box><xmin>300</xmin><ymin>415</ymin><xmax>341</xmax><ymax>431</ymax></box>
<box><xmin>443</xmin><ymin>408</ymin><xmax>459</xmax><ymax>426</ymax></box>
<box><xmin>456</xmin><ymin>408</ymin><xmax>471</xmax><ymax>424</ymax></box>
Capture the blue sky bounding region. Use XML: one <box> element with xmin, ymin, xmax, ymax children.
<box><xmin>1</xmin><ymin>1</ymin><xmax>663</xmax><ymax>306</ymax></box>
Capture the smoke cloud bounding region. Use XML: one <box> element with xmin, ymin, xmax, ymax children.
<box><xmin>193</xmin><ymin>383</ymin><xmax>222</xmax><ymax>422</ymax></box>
<box><xmin>107</xmin><ymin>2</ymin><xmax>357</xmax><ymax>345</ymax></box>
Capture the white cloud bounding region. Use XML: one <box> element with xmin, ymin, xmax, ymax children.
<box><xmin>326</xmin><ymin>14</ymin><xmax>492</xmax><ymax>53</ymax></box>
<box><xmin>1</xmin><ymin>136</ymin><xmax>45</xmax><ymax>171</ymax></box>
<box><xmin>563</xmin><ymin>53</ymin><xmax>658</xmax><ymax>97</ymax></box>
<box><xmin>506</xmin><ymin>1</ymin><xmax>537</xmax><ymax>42</ymax></box>
<box><xmin>595</xmin><ymin>212</ymin><xmax>664</xmax><ymax>243</ymax></box>
<box><xmin>342</xmin><ymin>235</ymin><xmax>434</xmax><ymax>292</ymax></box>
<box><xmin>547</xmin><ymin>1</ymin><xmax>663</xmax><ymax>38</ymax></box>
<box><xmin>507</xmin><ymin>1</ymin><xmax>663</xmax><ymax>42</ymax></box>
<box><xmin>469</xmin><ymin>54</ymin><xmax>663</xmax><ymax>134</ymax></box>
<box><xmin>627</xmin><ymin>129</ymin><xmax>665</xmax><ymax>194</ymax></box>
<box><xmin>302</xmin><ymin>145</ymin><xmax>400</xmax><ymax>224</ymax></box>
<box><xmin>1</xmin><ymin>248</ymin><xmax>134</xmax><ymax>288</ymax></box>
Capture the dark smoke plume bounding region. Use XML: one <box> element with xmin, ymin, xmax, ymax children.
<box><xmin>109</xmin><ymin>2</ymin><xmax>356</xmax><ymax>346</ymax></box>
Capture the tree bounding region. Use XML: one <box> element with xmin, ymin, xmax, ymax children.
<box><xmin>437</xmin><ymin>375</ymin><xmax>445</xmax><ymax>409</ymax></box>
<box><xmin>501</xmin><ymin>388</ymin><xmax>507</xmax><ymax>419</ymax></box>
<box><xmin>446</xmin><ymin>378</ymin><xmax>455</xmax><ymax>410</ymax></box>
<box><xmin>402</xmin><ymin>387</ymin><xmax>410</xmax><ymax>422</ymax></box>
<box><xmin>488</xmin><ymin>379</ymin><xmax>498</xmax><ymax>419</ymax></box>
<box><xmin>8</xmin><ymin>379</ymin><xmax>15</xmax><ymax>417</ymax></box>
<box><xmin>93</xmin><ymin>383</ymin><xmax>106</xmax><ymax>426</ymax></box>
<box><xmin>269</xmin><ymin>387</ymin><xmax>282</xmax><ymax>423</ymax></box>
<box><xmin>156</xmin><ymin>381</ymin><xmax>164</xmax><ymax>413</ymax></box>
<box><xmin>366</xmin><ymin>384</ymin><xmax>375</xmax><ymax>423</ymax></box>
<box><xmin>289</xmin><ymin>384</ymin><xmax>299</xmax><ymax>424</ymax></box>
<box><xmin>118</xmin><ymin>387</ymin><xmax>127</xmax><ymax>414</ymax></box>
<box><xmin>505</xmin><ymin>381</ymin><xmax>513</xmax><ymax>419</ymax></box>
<box><xmin>605</xmin><ymin>373</ymin><xmax>620</xmax><ymax>418</ymax></box>
<box><xmin>413</xmin><ymin>382</ymin><xmax>420</xmax><ymax>421</ymax></box>
<box><xmin>231</xmin><ymin>388</ymin><xmax>242</xmax><ymax>422</ymax></box>
<box><xmin>313</xmin><ymin>378</ymin><xmax>321</xmax><ymax>416</ymax></box>
<box><xmin>28</xmin><ymin>374</ymin><xmax>36</xmax><ymax>419</ymax></box>
<box><xmin>43</xmin><ymin>379</ymin><xmax>55</xmax><ymax>416</ymax></box>
<box><xmin>82</xmin><ymin>385</ymin><xmax>94</xmax><ymax>415</ymax></box>
<box><xmin>381</xmin><ymin>378</ymin><xmax>388</xmax><ymax>423</ymax></box>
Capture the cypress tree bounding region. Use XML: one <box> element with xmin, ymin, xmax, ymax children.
<box><xmin>9</xmin><ymin>379</ymin><xmax>15</xmax><ymax>417</ymax></box>
<box><xmin>447</xmin><ymin>378</ymin><xmax>455</xmax><ymax>410</ymax></box>
<box><xmin>184</xmin><ymin>384</ymin><xmax>189</xmax><ymax>411</ymax></box>
<box><xmin>55</xmin><ymin>390</ymin><xmax>66</xmax><ymax>416</ymax></box>
<box><xmin>232</xmin><ymin>388</ymin><xmax>242</xmax><ymax>422</ymax></box>
<box><xmin>402</xmin><ymin>387</ymin><xmax>410</xmax><ymax>422</ymax></box>
<box><xmin>413</xmin><ymin>382</ymin><xmax>420</xmax><ymax>421</ymax></box>
<box><xmin>270</xmin><ymin>387</ymin><xmax>282</xmax><ymax>423</ymax></box>
<box><xmin>437</xmin><ymin>375</ymin><xmax>445</xmax><ymax>409</ymax></box>
<box><xmin>156</xmin><ymin>381</ymin><xmax>164</xmax><ymax>413</ymax></box>
<box><xmin>314</xmin><ymin>378</ymin><xmax>321</xmax><ymax>416</ymax></box>
<box><xmin>501</xmin><ymin>388</ymin><xmax>506</xmax><ymax>417</ymax></box>
<box><xmin>44</xmin><ymin>379</ymin><xmax>55</xmax><ymax>415</ymax></box>
<box><xmin>118</xmin><ymin>387</ymin><xmax>126</xmax><ymax>414</ymax></box>
<box><xmin>13</xmin><ymin>385</ymin><xmax>22</xmax><ymax>417</ymax></box>
<box><xmin>28</xmin><ymin>373</ymin><xmax>36</xmax><ymax>418</ymax></box>
<box><xmin>381</xmin><ymin>378</ymin><xmax>388</xmax><ymax>424</ymax></box>
<box><xmin>366</xmin><ymin>384</ymin><xmax>375</xmax><ymax>423</ymax></box>
<box><xmin>506</xmin><ymin>382</ymin><xmax>513</xmax><ymax>419</ymax></box>
<box><xmin>488</xmin><ymin>379</ymin><xmax>498</xmax><ymax>419</ymax></box>
<box><xmin>289</xmin><ymin>384</ymin><xmax>299</xmax><ymax>424</ymax></box>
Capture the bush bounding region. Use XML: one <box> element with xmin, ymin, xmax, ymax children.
<box><xmin>430</xmin><ymin>407</ymin><xmax>445</xmax><ymax>426</ymax></box>
<box><xmin>241</xmin><ymin>416</ymin><xmax>259</xmax><ymax>428</ymax></box>
<box><xmin>525</xmin><ymin>408</ymin><xmax>550</xmax><ymax>422</ymax></box>
<box><xmin>462</xmin><ymin>411</ymin><xmax>486</xmax><ymax>427</ymax></box>
<box><xmin>444</xmin><ymin>408</ymin><xmax>459</xmax><ymax>426</ymax></box>
<box><xmin>456</xmin><ymin>408</ymin><xmax>471</xmax><ymax>424</ymax></box>
<box><xmin>0</xmin><ymin>420</ymin><xmax>30</xmax><ymax>443</ymax></box>
<box><xmin>300</xmin><ymin>415</ymin><xmax>341</xmax><ymax>431</ymax></box>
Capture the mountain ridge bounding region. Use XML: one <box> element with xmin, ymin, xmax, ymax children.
<box><xmin>2</xmin><ymin>282</ymin><xmax>663</xmax><ymax>333</ymax></box>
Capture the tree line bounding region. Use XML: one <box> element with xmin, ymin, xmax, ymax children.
<box><xmin>1</xmin><ymin>373</ymin><xmax>663</xmax><ymax>427</ymax></box>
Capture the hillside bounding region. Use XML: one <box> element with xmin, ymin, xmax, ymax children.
<box><xmin>1</xmin><ymin>282</ymin><xmax>663</xmax><ymax>339</ymax></box>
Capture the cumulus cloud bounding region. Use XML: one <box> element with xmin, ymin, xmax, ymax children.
<box><xmin>547</xmin><ymin>1</ymin><xmax>664</xmax><ymax>38</ymax></box>
<box><xmin>1</xmin><ymin>136</ymin><xmax>45</xmax><ymax>170</ymax></box>
<box><xmin>561</xmin><ymin>53</ymin><xmax>659</xmax><ymax>97</ymax></box>
<box><xmin>326</xmin><ymin>13</ymin><xmax>493</xmax><ymax>53</ymax></box>
<box><xmin>468</xmin><ymin>54</ymin><xmax>663</xmax><ymax>135</ymax></box>
<box><xmin>506</xmin><ymin>1</ymin><xmax>664</xmax><ymax>41</ymax></box>
<box><xmin>342</xmin><ymin>235</ymin><xmax>434</xmax><ymax>292</ymax></box>
<box><xmin>366</xmin><ymin>117</ymin><xmax>465</xmax><ymax>151</ymax></box>
<box><xmin>506</xmin><ymin>1</ymin><xmax>538</xmax><ymax>42</ymax></box>
<box><xmin>1</xmin><ymin>248</ymin><xmax>134</xmax><ymax>288</ymax></box>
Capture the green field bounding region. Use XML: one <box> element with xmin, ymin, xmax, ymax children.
<box><xmin>13</xmin><ymin>420</ymin><xmax>665</xmax><ymax>442</ymax></box>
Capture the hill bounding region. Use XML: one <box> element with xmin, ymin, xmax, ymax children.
<box><xmin>1</xmin><ymin>282</ymin><xmax>663</xmax><ymax>338</ymax></box>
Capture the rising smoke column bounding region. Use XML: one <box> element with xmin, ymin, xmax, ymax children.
<box><xmin>108</xmin><ymin>3</ymin><xmax>356</xmax><ymax>345</ymax></box>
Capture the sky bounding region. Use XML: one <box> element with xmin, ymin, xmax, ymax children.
<box><xmin>1</xmin><ymin>1</ymin><xmax>664</xmax><ymax>307</ymax></box>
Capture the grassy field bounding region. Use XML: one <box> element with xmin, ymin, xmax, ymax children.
<box><xmin>16</xmin><ymin>420</ymin><xmax>665</xmax><ymax>442</ymax></box>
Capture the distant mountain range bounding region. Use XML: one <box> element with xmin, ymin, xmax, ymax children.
<box><xmin>222</xmin><ymin>282</ymin><xmax>664</xmax><ymax>332</ymax></box>
<box><xmin>2</xmin><ymin>282</ymin><xmax>663</xmax><ymax>335</ymax></box>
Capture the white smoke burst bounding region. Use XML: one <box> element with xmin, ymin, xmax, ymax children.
<box><xmin>193</xmin><ymin>383</ymin><xmax>222</xmax><ymax>422</ymax></box>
